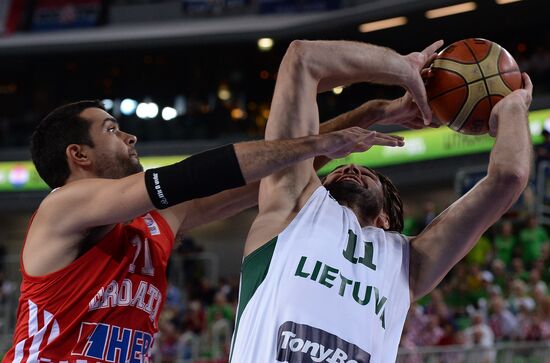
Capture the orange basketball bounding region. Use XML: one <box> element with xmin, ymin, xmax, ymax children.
<box><xmin>426</xmin><ymin>38</ymin><xmax>522</xmax><ymax>135</ymax></box>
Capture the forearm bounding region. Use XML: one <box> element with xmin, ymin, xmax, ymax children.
<box><xmin>411</xmin><ymin>103</ymin><xmax>532</xmax><ymax>299</ymax></box>
<box><xmin>488</xmin><ymin>102</ymin><xmax>531</xmax><ymax>190</ymax></box>
<box><xmin>290</xmin><ymin>40</ymin><xmax>411</xmax><ymax>93</ymax></box>
<box><xmin>173</xmin><ymin>182</ymin><xmax>260</xmax><ymax>233</ymax></box>
<box><xmin>313</xmin><ymin>99</ymin><xmax>395</xmax><ymax>170</ymax></box>
<box><xmin>319</xmin><ymin>99</ymin><xmax>390</xmax><ymax>133</ymax></box>
<box><xmin>235</xmin><ymin>135</ymin><xmax>324</xmax><ymax>182</ymax></box>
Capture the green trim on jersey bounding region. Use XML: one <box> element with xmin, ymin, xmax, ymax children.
<box><xmin>230</xmin><ymin>237</ymin><xmax>278</xmax><ymax>362</ymax></box>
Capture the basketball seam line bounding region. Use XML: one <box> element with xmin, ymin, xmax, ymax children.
<box><xmin>428</xmin><ymin>69</ymin><xmax>520</xmax><ymax>101</ymax></box>
<box><xmin>427</xmin><ymin>68</ymin><xmax>468</xmax><ymax>102</ymax></box>
<box><xmin>456</xmin><ymin>98</ymin><xmax>486</xmax><ymax>132</ymax></box>
<box><xmin>463</xmin><ymin>40</ymin><xmax>493</xmax><ymax>112</ymax></box>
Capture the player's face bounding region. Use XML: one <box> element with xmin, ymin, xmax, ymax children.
<box><xmin>323</xmin><ymin>164</ymin><xmax>382</xmax><ymax>191</ymax></box>
<box><xmin>81</xmin><ymin>107</ymin><xmax>143</xmax><ymax>179</ymax></box>
<box><xmin>322</xmin><ymin>164</ymin><xmax>385</xmax><ymax>224</ymax></box>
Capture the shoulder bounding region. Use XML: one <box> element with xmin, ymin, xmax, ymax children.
<box><xmin>368</xmin><ymin>227</ymin><xmax>409</xmax><ymax>243</ymax></box>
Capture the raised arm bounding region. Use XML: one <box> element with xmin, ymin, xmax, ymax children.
<box><xmin>162</xmin><ymin>41</ymin><xmax>443</xmax><ymax>236</ymax></box>
<box><xmin>169</xmin><ymin>92</ymin><xmax>430</xmax><ymax>234</ymax></box>
<box><xmin>243</xmin><ymin>40</ymin><xmax>443</xmax><ymax>254</ymax></box>
<box><xmin>292</xmin><ymin>40</ymin><xmax>443</xmax><ymax>124</ymax></box>
<box><xmin>409</xmin><ymin>73</ymin><xmax>533</xmax><ymax>300</ymax></box>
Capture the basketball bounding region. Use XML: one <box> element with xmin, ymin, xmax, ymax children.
<box><xmin>426</xmin><ymin>38</ymin><xmax>522</xmax><ymax>135</ymax></box>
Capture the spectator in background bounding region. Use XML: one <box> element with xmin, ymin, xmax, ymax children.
<box><xmin>446</xmin><ymin>263</ymin><xmax>473</xmax><ymax>308</ymax></box>
<box><xmin>206</xmin><ymin>291</ymin><xmax>235</xmax><ymax>328</ymax></box>
<box><xmin>490</xmin><ymin>259</ymin><xmax>509</xmax><ymax>294</ymax></box>
<box><xmin>466</xmin><ymin>234</ymin><xmax>493</xmax><ymax>267</ymax></box>
<box><xmin>165</xmin><ymin>282</ymin><xmax>185</xmax><ymax>312</ymax></box>
<box><xmin>177</xmin><ymin>318</ymin><xmax>202</xmax><ymax>362</ymax></box>
<box><xmin>528</xmin><ymin>268</ymin><xmax>548</xmax><ymax>297</ymax></box>
<box><xmin>507</xmin><ymin>279</ymin><xmax>535</xmax><ymax>315</ymax></box>
<box><xmin>402</xmin><ymin>304</ymin><xmax>428</xmax><ymax>346</ymax></box>
<box><xmin>207</xmin><ymin>292</ymin><xmax>234</xmax><ymax>360</ymax></box>
<box><xmin>416</xmin><ymin>315</ymin><xmax>445</xmax><ymax>346</ymax></box>
<box><xmin>465</xmin><ymin>264</ymin><xmax>486</xmax><ymax>304</ymax></box>
<box><xmin>511</xmin><ymin>257</ymin><xmax>530</xmax><ymax>282</ymax></box>
<box><xmin>493</xmin><ymin>220</ymin><xmax>517</xmax><ymax>265</ymax></box>
<box><xmin>517</xmin><ymin>302</ymin><xmax>543</xmax><ymax>341</ymax></box>
<box><xmin>489</xmin><ymin>296</ymin><xmax>519</xmax><ymax>341</ymax></box>
<box><xmin>425</xmin><ymin>289</ymin><xmax>452</xmax><ymax>322</ymax></box>
<box><xmin>183</xmin><ymin>300</ymin><xmax>207</xmax><ymax>337</ymax></box>
<box><xmin>463</xmin><ymin>313</ymin><xmax>495</xmax><ymax>363</ymax></box>
<box><xmin>156</xmin><ymin>319</ymin><xmax>180</xmax><ymax>363</ymax></box>
<box><xmin>518</xmin><ymin>215</ymin><xmax>550</xmax><ymax>267</ymax></box>
<box><xmin>536</xmin><ymin>296</ymin><xmax>550</xmax><ymax>340</ymax></box>
<box><xmin>437</xmin><ymin>321</ymin><xmax>456</xmax><ymax>346</ymax></box>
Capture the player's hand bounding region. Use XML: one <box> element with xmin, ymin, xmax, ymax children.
<box><xmin>320</xmin><ymin>127</ymin><xmax>404</xmax><ymax>159</ymax></box>
<box><xmin>488</xmin><ymin>72</ymin><xmax>533</xmax><ymax>137</ymax></box>
<box><xmin>379</xmin><ymin>92</ymin><xmax>441</xmax><ymax>129</ymax></box>
<box><xmin>402</xmin><ymin>40</ymin><xmax>444</xmax><ymax>126</ymax></box>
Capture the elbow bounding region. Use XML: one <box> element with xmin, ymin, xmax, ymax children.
<box><xmin>286</xmin><ymin>40</ymin><xmax>311</xmax><ymax>61</ymax></box>
<box><xmin>488</xmin><ymin>167</ymin><xmax>530</xmax><ymax>195</ymax></box>
<box><xmin>282</xmin><ymin>40</ymin><xmax>315</xmax><ymax>75</ymax></box>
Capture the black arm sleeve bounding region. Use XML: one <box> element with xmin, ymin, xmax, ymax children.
<box><xmin>144</xmin><ymin>144</ymin><xmax>246</xmax><ymax>209</ymax></box>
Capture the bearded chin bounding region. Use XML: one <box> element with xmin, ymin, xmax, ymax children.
<box><xmin>325</xmin><ymin>181</ymin><xmax>382</xmax><ymax>224</ymax></box>
<box><xmin>125</xmin><ymin>158</ymin><xmax>144</xmax><ymax>176</ymax></box>
<box><xmin>95</xmin><ymin>153</ymin><xmax>144</xmax><ymax>179</ymax></box>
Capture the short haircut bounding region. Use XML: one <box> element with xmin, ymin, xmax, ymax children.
<box><xmin>31</xmin><ymin>100</ymin><xmax>104</xmax><ymax>189</ymax></box>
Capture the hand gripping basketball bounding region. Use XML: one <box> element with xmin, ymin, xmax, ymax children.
<box><xmin>488</xmin><ymin>72</ymin><xmax>533</xmax><ymax>137</ymax></box>
<box><xmin>426</xmin><ymin>38</ymin><xmax>522</xmax><ymax>135</ymax></box>
<box><xmin>402</xmin><ymin>40</ymin><xmax>445</xmax><ymax>126</ymax></box>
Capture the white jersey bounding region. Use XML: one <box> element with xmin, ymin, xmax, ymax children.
<box><xmin>230</xmin><ymin>186</ymin><xmax>410</xmax><ymax>363</ymax></box>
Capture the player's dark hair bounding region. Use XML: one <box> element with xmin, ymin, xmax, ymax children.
<box><xmin>31</xmin><ymin>100</ymin><xmax>104</xmax><ymax>189</ymax></box>
<box><xmin>369</xmin><ymin>168</ymin><xmax>404</xmax><ymax>233</ymax></box>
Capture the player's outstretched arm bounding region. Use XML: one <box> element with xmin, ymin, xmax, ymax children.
<box><xmin>409</xmin><ymin>73</ymin><xmax>533</xmax><ymax>300</ymax></box>
<box><xmin>169</xmin><ymin>93</ymin><xmax>423</xmax><ymax>234</ymax></box>
<box><xmin>244</xmin><ymin>40</ymin><xmax>409</xmax><ymax>254</ymax></box>
<box><xmin>26</xmin><ymin>127</ymin><xmax>396</xmax><ymax>272</ymax></box>
<box><xmin>40</xmin><ymin>131</ymin><xmax>389</xmax><ymax>228</ymax></box>
<box><xmin>179</xmin><ymin>42</ymin><xmax>441</xmax><ymax>236</ymax></box>
<box><xmin>313</xmin><ymin>92</ymin><xmax>441</xmax><ymax>169</ymax></box>
<box><xmin>288</xmin><ymin>40</ymin><xmax>443</xmax><ymax>124</ymax></box>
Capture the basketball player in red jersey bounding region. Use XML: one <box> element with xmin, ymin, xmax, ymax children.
<box><xmin>3</xmin><ymin>95</ymin><xmax>410</xmax><ymax>362</ymax></box>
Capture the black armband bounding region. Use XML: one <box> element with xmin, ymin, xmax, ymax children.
<box><xmin>144</xmin><ymin>144</ymin><xmax>246</xmax><ymax>209</ymax></box>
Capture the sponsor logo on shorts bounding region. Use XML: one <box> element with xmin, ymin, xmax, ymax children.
<box><xmin>277</xmin><ymin>321</ymin><xmax>370</xmax><ymax>363</ymax></box>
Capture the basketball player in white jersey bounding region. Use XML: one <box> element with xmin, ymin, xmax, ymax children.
<box><xmin>230</xmin><ymin>40</ymin><xmax>533</xmax><ymax>363</ymax></box>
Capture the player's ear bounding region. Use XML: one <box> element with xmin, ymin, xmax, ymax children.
<box><xmin>66</xmin><ymin>144</ymin><xmax>91</xmax><ymax>167</ymax></box>
<box><xmin>375</xmin><ymin>213</ymin><xmax>390</xmax><ymax>230</ymax></box>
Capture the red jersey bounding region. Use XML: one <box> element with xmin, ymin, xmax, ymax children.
<box><xmin>3</xmin><ymin>211</ymin><xmax>174</xmax><ymax>363</ymax></box>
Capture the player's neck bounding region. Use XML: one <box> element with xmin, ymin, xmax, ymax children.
<box><xmin>65</xmin><ymin>169</ymin><xmax>99</xmax><ymax>184</ymax></box>
<box><xmin>347</xmin><ymin>205</ymin><xmax>375</xmax><ymax>228</ymax></box>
